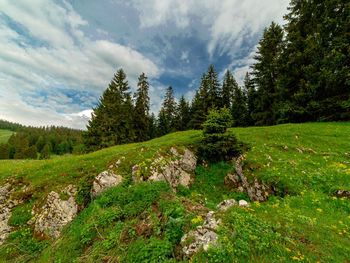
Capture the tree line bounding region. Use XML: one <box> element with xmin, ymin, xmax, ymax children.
<box><xmin>0</xmin><ymin>120</ymin><xmax>83</xmax><ymax>159</ymax></box>
<box><xmin>85</xmin><ymin>0</ymin><xmax>349</xmax><ymax>151</ymax></box>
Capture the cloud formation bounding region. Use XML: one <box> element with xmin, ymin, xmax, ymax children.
<box><xmin>0</xmin><ymin>0</ymin><xmax>159</xmax><ymax>129</ymax></box>
<box><xmin>0</xmin><ymin>0</ymin><xmax>289</xmax><ymax>129</ymax></box>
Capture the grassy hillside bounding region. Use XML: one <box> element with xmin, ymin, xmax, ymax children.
<box><xmin>1</xmin><ymin>122</ymin><xmax>350</xmax><ymax>262</ymax></box>
<box><xmin>0</xmin><ymin>129</ymin><xmax>12</xmax><ymax>143</ymax></box>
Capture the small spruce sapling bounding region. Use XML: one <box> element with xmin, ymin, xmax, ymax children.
<box><xmin>197</xmin><ymin>107</ymin><xmax>242</xmax><ymax>162</ymax></box>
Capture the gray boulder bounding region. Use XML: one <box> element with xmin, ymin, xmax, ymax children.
<box><xmin>92</xmin><ymin>170</ymin><xmax>123</xmax><ymax>196</ymax></box>
<box><xmin>31</xmin><ymin>185</ymin><xmax>78</xmax><ymax>239</ymax></box>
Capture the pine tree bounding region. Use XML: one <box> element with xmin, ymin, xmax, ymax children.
<box><xmin>278</xmin><ymin>0</ymin><xmax>350</xmax><ymax>122</ymax></box>
<box><xmin>157</xmin><ymin>86</ymin><xmax>177</xmax><ymax>135</ymax></box>
<box><xmin>189</xmin><ymin>74</ymin><xmax>210</xmax><ymax>129</ymax></box>
<box><xmin>221</xmin><ymin>70</ymin><xmax>238</xmax><ymax>108</ymax></box>
<box><xmin>134</xmin><ymin>73</ymin><xmax>150</xmax><ymax>142</ymax></box>
<box><xmin>0</xmin><ymin>143</ymin><xmax>9</xmax><ymax>159</ymax></box>
<box><xmin>252</xmin><ymin>22</ymin><xmax>284</xmax><ymax>125</ymax></box>
<box><xmin>147</xmin><ymin>113</ymin><xmax>157</xmax><ymax>139</ymax></box>
<box><xmin>40</xmin><ymin>143</ymin><xmax>51</xmax><ymax>159</ymax></box>
<box><xmin>175</xmin><ymin>95</ymin><xmax>191</xmax><ymax>131</ymax></box>
<box><xmin>231</xmin><ymin>86</ymin><xmax>248</xmax><ymax>127</ymax></box>
<box><xmin>206</xmin><ymin>64</ymin><xmax>221</xmax><ymax>109</ymax></box>
<box><xmin>24</xmin><ymin>145</ymin><xmax>37</xmax><ymax>159</ymax></box>
<box><xmin>84</xmin><ymin>68</ymin><xmax>135</xmax><ymax>150</ymax></box>
<box><xmin>243</xmin><ymin>72</ymin><xmax>257</xmax><ymax>126</ymax></box>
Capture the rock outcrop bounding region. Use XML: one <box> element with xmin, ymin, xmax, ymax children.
<box><xmin>181</xmin><ymin>211</ymin><xmax>220</xmax><ymax>257</ymax></box>
<box><xmin>0</xmin><ymin>184</ymin><xmax>15</xmax><ymax>245</ymax></box>
<box><xmin>216</xmin><ymin>199</ymin><xmax>237</xmax><ymax>211</ymax></box>
<box><xmin>181</xmin><ymin>198</ymin><xmax>250</xmax><ymax>257</ymax></box>
<box><xmin>225</xmin><ymin>155</ymin><xmax>271</xmax><ymax>202</ymax></box>
<box><xmin>334</xmin><ymin>189</ymin><xmax>350</xmax><ymax>199</ymax></box>
<box><xmin>31</xmin><ymin>185</ymin><xmax>78</xmax><ymax>238</ymax></box>
<box><xmin>148</xmin><ymin>147</ymin><xmax>197</xmax><ymax>190</ymax></box>
<box><xmin>92</xmin><ymin>170</ymin><xmax>123</xmax><ymax>196</ymax></box>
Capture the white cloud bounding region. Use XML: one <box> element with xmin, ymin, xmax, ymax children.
<box><xmin>131</xmin><ymin>0</ymin><xmax>289</xmax><ymax>57</ymax></box>
<box><xmin>0</xmin><ymin>0</ymin><xmax>160</xmax><ymax>129</ymax></box>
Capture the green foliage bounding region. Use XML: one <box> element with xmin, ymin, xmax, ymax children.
<box><xmin>39</xmin><ymin>144</ymin><xmax>51</xmax><ymax>159</ymax></box>
<box><xmin>2</xmin><ymin>227</ymin><xmax>48</xmax><ymax>261</ymax></box>
<box><xmin>194</xmin><ymin>209</ymin><xmax>286</xmax><ymax>262</ymax></box>
<box><xmin>183</xmin><ymin>162</ymin><xmax>245</xmax><ymax>209</ymax></box>
<box><xmin>134</xmin><ymin>72</ymin><xmax>151</xmax><ymax>142</ymax></box>
<box><xmin>198</xmin><ymin>108</ymin><xmax>242</xmax><ymax>162</ymax></box>
<box><xmin>8</xmin><ymin>202</ymin><xmax>33</xmax><ymax>226</ymax></box>
<box><xmin>126</xmin><ymin>237</ymin><xmax>173</xmax><ymax>263</ymax></box>
<box><xmin>157</xmin><ymin>86</ymin><xmax>177</xmax><ymax>136</ymax></box>
<box><xmin>0</xmin><ymin>143</ymin><xmax>9</xmax><ymax>159</ymax></box>
<box><xmin>84</xmin><ymin>68</ymin><xmax>135</xmax><ymax>150</ymax></box>
<box><xmin>1</xmin><ymin>123</ymin><xmax>350</xmax><ymax>262</ymax></box>
<box><xmin>0</xmin><ymin>129</ymin><xmax>13</xmax><ymax>143</ymax></box>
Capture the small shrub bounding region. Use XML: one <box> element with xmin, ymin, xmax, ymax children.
<box><xmin>8</xmin><ymin>201</ymin><xmax>33</xmax><ymax>226</ymax></box>
<box><xmin>197</xmin><ymin>108</ymin><xmax>243</xmax><ymax>162</ymax></box>
<box><xmin>125</xmin><ymin>237</ymin><xmax>173</xmax><ymax>263</ymax></box>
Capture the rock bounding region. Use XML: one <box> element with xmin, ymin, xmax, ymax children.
<box><xmin>181</xmin><ymin>211</ymin><xmax>220</xmax><ymax>257</ymax></box>
<box><xmin>335</xmin><ymin>190</ymin><xmax>350</xmax><ymax>199</ymax></box>
<box><xmin>216</xmin><ymin>199</ymin><xmax>237</xmax><ymax>211</ymax></box>
<box><xmin>0</xmin><ymin>184</ymin><xmax>13</xmax><ymax>245</ymax></box>
<box><xmin>132</xmin><ymin>165</ymin><xmax>142</xmax><ymax>183</ymax></box>
<box><xmin>92</xmin><ymin>170</ymin><xmax>123</xmax><ymax>196</ymax></box>
<box><xmin>238</xmin><ymin>200</ymin><xmax>249</xmax><ymax>207</ymax></box>
<box><xmin>180</xmin><ymin>149</ymin><xmax>197</xmax><ymax>172</ymax></box>
<box><xmin>225</xmin><ymin>155</ymin><xmax>271</xmax><ymax>202</ymax></box>
<box><xmin>170</xmin><ymin>147</ymin><xmax>180</xmax><ymax>156</ymax></box>
<box><xmin>108</xmin><ymin>157</ymin><xmax>124</xmax><ymax>169</ymax></box>
<box><xmin>148</xmin><ymin>148</ymin><xmax>197</xmax><ymax>190</ymax></box>
<box><xmin>31</xmin><ymin>185</ymin><xmax>78</xmax><ymax>239</ymax></box>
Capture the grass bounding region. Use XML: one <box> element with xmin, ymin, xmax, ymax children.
<box><xmin>0</xmin><ymin>129</ymin><xmax>12</xmax><ymax>143</ymax></box>
<box><xmin>1</xmin><ymin>122</ymin><xmax>350</xmax><ymax>262</ymax></box>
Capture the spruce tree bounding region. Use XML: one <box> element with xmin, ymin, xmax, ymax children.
<box><xmin>221</xmin><ymin>70</ymin><xmax>238</xmax><ymax>108</ymax></box>
<box><xmin>243</xmin><ymin>72</ymin><xmax>257</xmax><ymax>126</ymax></box>
<box><xmin>0</xmin><ymin>143</ymin><xmax>9</xmax><ymax>159</ymax></box>
<box><xmin>40</xmin><ymin>143</ymin><xmax>51</xmax><ymax>159</ymax></box>
<box><xmin>134</xmin><ymin>73</ymin><xmax>150</xmax><ymax>142</ymax></box>
<box><xmin>147</xmin><ymin>113</ymin><xmax>157</xmax><ymax>139</ymax></box>
<box><xmin>175</xmin><ymin>95</ymin><xmax>191</xmax><ymax>131</ymax></box>
<box><xmin>252</xmin><ymin>22</ymin><xmax>284</xmax><ymax>125</ymax></box>
<box><xmin>84</xmin><ymin>68</ymin><xmax>135</xmax><ymax>150</ymax></box>
<box><xmin>278</xmin><ymin>0</ymin><xmax>350</xmax><ymax>122</ymax></box>
<box><xmin>206</xmin><ymin>64</ymin><xmax>221</xmax><ymax>109</ymax></box>
<box><xmin>231</xmin><ymin>86</ymin><xmax>248</xmax><ymax>127</ymax></box>
<box><xmin>157</xmin><ymin>86</ymin><xmax>177</xmax><ymax>135</ymax></box>
<box><xmin>189</xmin><ymin>74</ymin><xmax>210</xmax><ymax>129</ymax></box>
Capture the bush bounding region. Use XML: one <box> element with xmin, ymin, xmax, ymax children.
<box><xmin>126</xmin><ymin>237</ymin><xmax>173</xmax><ymax>262</ymax></box>
<box><xmin>197</xmin><ymin>108</ymin><xmax>243</xmax><ymax>162</ymax></box>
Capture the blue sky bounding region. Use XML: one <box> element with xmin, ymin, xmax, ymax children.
<box><xmin>0</xmin><ymin>0</ymin><xmax>289</xmax><ymax>129</ymax></box>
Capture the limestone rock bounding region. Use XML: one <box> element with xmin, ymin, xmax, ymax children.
<box><xmin>32</xmin><ymin>185</ymin><xmax>78</xmax><ymax>239</ymax></box>
<box><xmin>238</xmin><ymin>200</ymin><xmax>249</xmax><ymax>207</ymax></box>
<box><xmin>92</xmin><ymin>170</ymin><xmax>123</xmax><ymax>196</ymax></box>
<box><xmin>180</xmin><ymin>149</ymin><xmax>197</xmax><ymax>172</ymax></box>
<box><xmin>225</xmin><ymin>155</ymin><xmax>271</xmax><ymax>202</ymax></box>
<box><xmin>0</xmin><ymin>184</ymin><xmax>13</xmax><ymax>245</ymax></box>
<box><xmin>132</xmin><ymin>164</ymin><xmax>143</xmax><ymax>183</ymax></box>
<box><xmin>181</xmin><ymin>211</ymin><xmax>221</xmax><ymax>257</ymax></box>
<box><xmin>216</xmin><ymin>199</ymin><xmax>237</xmax><ymax>211</ymax></box>
<box><xmin>335</xmin><ymin>189</ymin><xmax>350</xmax><ymax>199</ymax></box>
<box><xmin>148</xmin><ymin>148</ymin><xmax>196</xmax><ymax>190</ymax></box>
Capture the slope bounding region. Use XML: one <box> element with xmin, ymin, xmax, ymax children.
<box><xmin>0</xmin><ymin>122</ymin><xmax>350</xmax><ymax>262</ymax></box>
<box><xmin>0</xmin><ymin>129</ymin><xmax>12</xmax><ymax>144</ymax></box>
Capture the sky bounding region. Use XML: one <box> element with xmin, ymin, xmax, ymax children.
<box><xmin>0</xmin><ymin>0</ymin><xmax>289</xmax><ymax>130</ymax></box>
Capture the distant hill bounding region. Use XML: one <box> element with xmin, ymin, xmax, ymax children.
<box><xmin>0</xmin><ymin>122</ymin><xmax>350</xmax><ymax>262</ymax></box>
<box><xmin>0</xmin><ymin>119</ymin><xmax>83</xmax><ymax>160</ymax></box>
<box><xmin>0</xmin><ymin>129</ymin><xmax>13</xmax><ymax>143</ymax></box>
